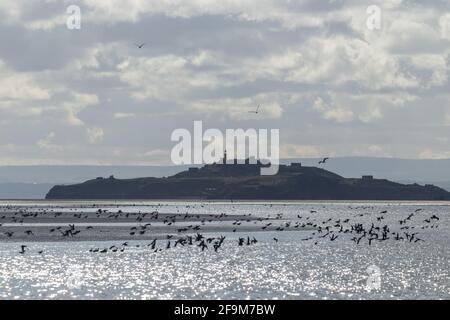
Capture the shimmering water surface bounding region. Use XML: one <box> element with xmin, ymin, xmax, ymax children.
<box><xmin>0</xmin><ymin>201</ymin><xmax>449</xmax><ymax>299</ymax></box>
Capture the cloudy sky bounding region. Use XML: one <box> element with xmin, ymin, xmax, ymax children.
<box><xmin>0</xmin><ymin>0</ymin><xmax>449</xmax><ymax>165</ymax></box>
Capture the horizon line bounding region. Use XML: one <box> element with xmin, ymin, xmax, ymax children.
<box><xmin>1</xmin><ymin>156</ymin><xmax>450</xmax><ymax>167</ymax></box>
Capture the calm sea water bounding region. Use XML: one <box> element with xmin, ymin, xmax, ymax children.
<box><xmin>0</xmin><ymin>201</ymin><xmax>449</xmax><ymax>299</ymax></box>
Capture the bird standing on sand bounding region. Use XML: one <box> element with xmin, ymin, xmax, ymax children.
<box><xmin>19</xmin><ymin>245</ymin><xmax>27</xmax><ymax>254</ymax></box>
<box><xmin>150</xmin><ymin>239</ymin><xmax>157</xmax><ymax>250</ymax></box>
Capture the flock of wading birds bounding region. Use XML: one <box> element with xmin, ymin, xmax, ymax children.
<box><xmin>0</xmin><ymin>204</ymin><xmax>441</xmax><ymax>255</ymax></box>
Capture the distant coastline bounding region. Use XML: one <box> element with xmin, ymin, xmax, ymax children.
<box><xmin>1</xmin><ymin>157</ymin><xmax>450</xmax><ymax>199</ymax></box>
<box><xmin>46</xmin><ymin>161</ymin><xmax>450</xmax><ymax>201</ymax></box>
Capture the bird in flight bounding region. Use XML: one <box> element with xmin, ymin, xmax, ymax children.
<box><xmin>135</xmin><ymin>43</ymin><xmax>145</xmax><ymax>49</ymax></box>
<box><xmin>318</xmin><ymin>157</ymin><xmax>329</xmax><ymax>165</ymax></box>
<box><xmin>249</xmin><ymin>104</ymin><xmax>261</xmax><ymax>114</ymax></box>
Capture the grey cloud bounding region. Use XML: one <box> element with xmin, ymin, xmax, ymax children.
<box><xmin>0</xmin><ymin>1</ymin><xmax>449</xmax><ymax>164</ymax></box>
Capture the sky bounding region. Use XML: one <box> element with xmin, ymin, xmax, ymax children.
<box><xmin>0</xmin><ymin>0</ymin><xmax>449</xmax><ymax>165</ymax></box>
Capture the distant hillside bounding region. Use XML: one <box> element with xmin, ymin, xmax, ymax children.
<box><xmin>0</xmin><ymin>166</ymin><xmax>188</xmax><ymax>199</ymax></box>
<box><xmin>46</xmin><ymin>162</ymin><xmax>450</xmax><ymax>201</ymax></box>
<box><xmin>282</xmin><ymin>157</ymin><xmax>450</xmax><ymax>191</ymax></box>
<box><xmin>1</xmin><ymin>157</ymin><xmax>450</xmax><ymax>199</ymax></box>
<box><xmin>0</xmin><ymin>165</ymin><xmax>187</xmax><ymax>184</ymax></box>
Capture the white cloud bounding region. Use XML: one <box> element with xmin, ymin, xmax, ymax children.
<box><xmin>79</xmin><ymin>0</ymin><xmax>331</xmax><ymax>29</ymax></box>
<box><xmin>0</xmin><ymin>0</ymin><xmax>23</xmax><ymax>25</ymax></box>
<box><xmin>58</xmin><ymin>92</ymin><xmax>99</xmax><ymax>127</ymax></box>
<box><xmin>26</xmin><ymin>15</ymin><xmax>66</xmax><ymax>31</ymax></box>
<box><xmin>280</xmin><ymin>144</ymin><xmax>323</xmax><ymax>158</ymax></box>
<box><xmin>408</xmin><ymin>54</ymin><xmax>448</xmax><ymax>87</ymax></box>
<box><xmin>313</xmin><ymin>97</ymin><xmax>354</xmax><ymax>123</ymax></box>
<box><xmin>37</xmin><ymin>132</ymin><xmax>56</xmax><ymax>149</ymax></box>
<box><xmin>0</xmin><ymin>59</ymin><xmax>100</xmax><ymax>129</ymax></box>
<box><xmin>359</xmin><ymin>107</ymin><xmax>382</xmax><ymax>123</ymax></box>
<box><xmin>64</xmin><ymin>106</ymin><xmax>85</xmax><ymax>127</ymax></box>
<box><xmin>190</xmin><ymin>95</ymin><xmax>283</xmax><ymax>120</ymax></box>
<box><xmin>419</xmin><ymin>149</ymin><xmax>450</xmax><ymax>159</ymax></box>
<box><xmin>118</xmin><ymin>54</ymin><xmax>223</xmax><ymax>101</ymax></box>
<box><xmin>86</xmin><ymin>127</ymin><xmax>104</xmax><ymax>144</ymax></box>
<box><xmin>1</xmin><ymin>1</ymin><xmax>450</xmax><ymax>164</ymax></box>
<box><xmin>351</xmin><ymin>145</ymin><xmax>391</xmax><ymax>158</ymax></box>
<box><xmin>0</xmin><ymin>60</ymin><xmax>50</xmax><ymax>105</ymax></box>
<box><xmin>440</xmin><ymin>13</ymin><xmax>450</xmax><ymax>40</ymax></box>
<box><xmin>114</xmin><ymin>113</ymin><xmax>135</xmax><ymax>119</ymax></box>
<box><xmin>383</xmin><ymin>19</ymin><xmax>443</xmax><ymax>54</ymax></box>
<box><xmin>311</xmin><ymin>92</ymin><xmax>419</xmax><ymax>124</ymax></box>
<box><xmin>287</xmin><ymin>37</ymin><xmax>421</xmax><ymax>90</ymax></box>
<box><xmin>445</xmin><ymin>112</ymin><xmax>450</xmax><ymax>126</ymax></box>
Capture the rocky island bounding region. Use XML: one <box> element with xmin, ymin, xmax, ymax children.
<box><xmin>45</xmin><ymin>161</ymin><xmax>450</xmax><ymax>200</ymax></box>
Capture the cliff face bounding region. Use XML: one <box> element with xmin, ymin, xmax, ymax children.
<box><xmin>45</xmin><ymin>163</ymin><xmax>450</xmax><ymax>200</ymax></box>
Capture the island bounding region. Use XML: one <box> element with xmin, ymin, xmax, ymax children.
<box><xmin>45</xmin><ymin>161</ymin><xmax>450</xmax><ymax>200</ymax></box>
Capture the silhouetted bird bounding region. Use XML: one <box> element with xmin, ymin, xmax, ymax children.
<box><xmin>19</xmin><ymin>245</ymin><xmax>27</xmax><ymax>254</ymax></box>
<box><xmin>248</xmin><ymin>104</ymin><xmax>261</xmax><ymax>114</ymax></box>
<box><xmin>150</xmin><ymin>239</ymin><xmax>156</xmax><ymax>250</ymax></box>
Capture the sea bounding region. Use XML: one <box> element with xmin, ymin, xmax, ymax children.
<box><xmin>0</xmin><ymin>200</ymin><xmax>449</xmax><ymax>299</ymax></box>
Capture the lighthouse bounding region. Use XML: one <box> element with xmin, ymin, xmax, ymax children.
<box><xmin>222</xmin><ymin>149</ymin><xmax>227</xmax><ymax>164</ymax></box>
